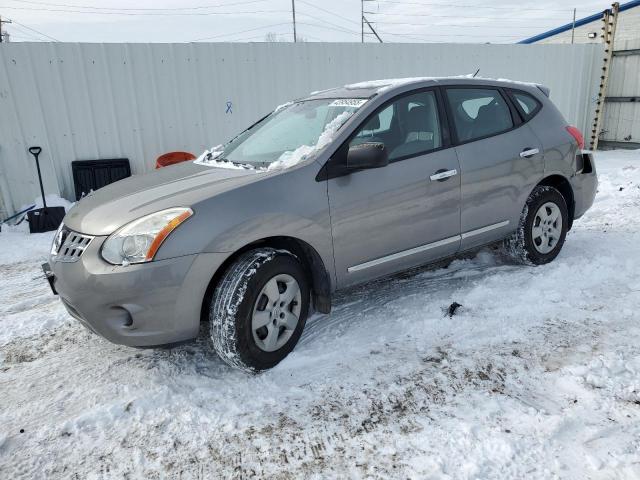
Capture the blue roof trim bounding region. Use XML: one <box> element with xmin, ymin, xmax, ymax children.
<box><xmin>518</xmin><ymin>0</ymin><xmax>640</xmax><ymax>44</ymax></box>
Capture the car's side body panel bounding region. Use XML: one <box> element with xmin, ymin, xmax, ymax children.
<box><xmin>328</xmin><ymin>148</ymin><xmax>461</xmax><ymax>288</ymax></box>
<box><xmin>454</xmin><ymin>123</ymin><xmax>545</xmax><ymax>250</ymax></box>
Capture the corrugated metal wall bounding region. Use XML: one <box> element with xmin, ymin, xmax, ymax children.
<box><xmin>0</xmin><ymin>42</ymin><xmax>603</xmax><ymax>214</ymax></box>
<box><xmin>535</xmin><ymin>5</ymin><xmax>640</xmax><ymax>44</ymax></box>
<box><xmin>601</xmin><ymin>37</ymin><xmax>640</xmax><ymax>148</ymax></box>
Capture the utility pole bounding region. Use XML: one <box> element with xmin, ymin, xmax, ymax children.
<box><xmin>571</xmin><ymin>8</ymin><xmax>576</xmax><ymax>44</ymax></box>
<box><xmin>361</xmin><ymin>0</ymin><xmax>364</xmax><ymax>43</ymax></box>
<box><xmin>291</xmin><ymin>0</ymin><xmax>297</xmax><ymax>43</ymax></box>
<box><xmin>0</xmin><ymin>16</ymin><xmax>12</xmax><ymax>43</ymax></box>
<box><xmin>363</xmin><ymin>16</ymin><xmax>383</xmax><ymax>43</ymax></box>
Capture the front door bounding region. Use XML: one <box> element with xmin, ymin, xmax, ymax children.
<box><xmin>327</xmin><ymin>89</ymin><xmax>461</xmax><ymax>288</ymax></box>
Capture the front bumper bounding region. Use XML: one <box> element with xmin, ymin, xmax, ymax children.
<box><xmin>47</xmin><ymin>236</ymin><xmax>228</xmax><ymax>347</ymax></box>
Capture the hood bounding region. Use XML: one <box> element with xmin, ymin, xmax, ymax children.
<box><xmin>64</xmin><ymin>161</ymin><xmax>263</xmax><ymax>235</ymax></box>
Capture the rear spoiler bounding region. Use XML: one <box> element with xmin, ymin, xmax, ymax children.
<box><xmin>537</xmin><ymin>85</ymin><xmax>550</xmax><ymax>97</ymax></box>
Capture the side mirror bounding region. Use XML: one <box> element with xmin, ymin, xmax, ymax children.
<box><xmin>346</xmin><ymin>142</ymin><xmax>389</xmax><ymax>170</ymax></box>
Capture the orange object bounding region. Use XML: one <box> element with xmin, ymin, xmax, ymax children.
<box><xmin>155</xmin><ymin>151</ymin><xmax>196</xmax><ymax>169</ymax></box>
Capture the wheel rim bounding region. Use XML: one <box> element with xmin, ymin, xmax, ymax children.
<box><xmin>532</xmin><ymin>201</ymin><xmax>562</xmax><ymax>254</ymax></box>
<box><xmin>251</xmin><ymin>273</ymin><xmax>301</xmax><ymax>352</ymax></box>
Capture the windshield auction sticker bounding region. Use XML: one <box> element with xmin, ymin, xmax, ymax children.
<box><xmin>329</xmin><ymin>99</ymin><xmax>368</xmax><ymax>108</ymax></box>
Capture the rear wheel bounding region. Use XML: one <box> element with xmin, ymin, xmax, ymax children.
<box><xmin>209</xmin><ymin>248</ymin><xmax>309</xmax><ymax>372</ymax></box>
<box><xmin>502</xmin><ymin>186</ymin><xmax>568</xmax><ymax>265</ymax></box>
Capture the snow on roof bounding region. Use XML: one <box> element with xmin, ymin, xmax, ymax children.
<box><xmin>344</xmin><ymin>77</ymin><xmax>437</xmax><ymax>93</ymax></box>
<box><xmin>339</xmin><ymin>75</ymin><xmax>544</xmax><ymax>95</ymax></box>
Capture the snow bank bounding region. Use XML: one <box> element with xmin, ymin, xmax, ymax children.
<box><xmin>27</xmin><ymin>194</ymin><xmax>73</xmax><ymax>212</ymax></box>
<box><xmin>581</xmin><ymin>353</ymin><xmax>640</xmax><ymax>404</ymax></box>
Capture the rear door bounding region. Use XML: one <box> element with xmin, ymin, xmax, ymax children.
<box><xmin>325</xmin><ymin>89</ymin><xmax>461</xmax><ymax>288</ymax></box>
<box><xmin>443</xmin><ymin>86</ymin><xmax>544</xmax><ymax>250</ymax></box>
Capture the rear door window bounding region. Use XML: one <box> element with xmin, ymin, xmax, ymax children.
<box><xmin>445</xmin><ymin>88</ymin><xmax>513</xmax><ymax>143</ymax></box>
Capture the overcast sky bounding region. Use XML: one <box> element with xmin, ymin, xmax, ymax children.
<box><xmin>2</xmin><ymin>0</ymin><xmax>614</xmax><ymax>44</ymax></box>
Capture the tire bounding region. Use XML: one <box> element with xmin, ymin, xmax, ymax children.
<box><xmin>210</xmin><ymin>248</ymin><xmax>310</xmax><ymax>372</ymax></box>
<box><xmin>502</xmin><ymin>186</ymin><xmax>569</xmax><ymax>265</ymax></box>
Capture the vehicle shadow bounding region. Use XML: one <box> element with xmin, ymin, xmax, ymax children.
<box><xmin>160</xmin><ymin>247</ymin><xmax>517</xmax><ymax>376</ymax></box>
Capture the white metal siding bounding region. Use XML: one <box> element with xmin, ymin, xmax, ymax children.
<box><xmin>537</xmin><ymin>7</ymin><xmax>640</xmax><ymax>44</ymax></box>
<box><xmin>602</xmin><ymin>37</ymin><xmax>640</xmax><ymax>146</ymax></box>
<box><xmin>0</xmin><ymin>42</ymin><xmax>603</xmax><ymax>213</ymax></box>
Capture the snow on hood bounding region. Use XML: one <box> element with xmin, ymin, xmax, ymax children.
<box><xmin>193</xmin><ymin>145</ymin><xmax>248</xmax><ymax>170</ymax></box>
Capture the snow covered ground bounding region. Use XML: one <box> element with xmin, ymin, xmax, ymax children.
<box><xmin>1</xmin><ymin>150</ymin><xmax>639</xmax><ymax>479</ymax></box>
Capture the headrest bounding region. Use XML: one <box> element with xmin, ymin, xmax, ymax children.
<box><xmin>362</xmin><ymin>114</ymin><xmax>380</xmax><ymax>131</ymax></box>
<box><xmin>406</xmin><ymin>105</ymin><xmax>432</xmax><ymax>132</ymax></box>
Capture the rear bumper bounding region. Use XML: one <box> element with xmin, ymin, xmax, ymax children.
<box><xmin>571</xmin><ymin>153</ymin><xmax>598</xmax><ymax>220</ymax></box>
<box><xmin>48</xmin><ymin>236</ymin><xmax>228</xmax><ymax>346</ymax></box>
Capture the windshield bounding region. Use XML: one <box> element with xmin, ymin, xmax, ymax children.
<box><xmin>203</xmin><ymin>98</ymin><xmax>367</xmax><ymax>168</ymax></box>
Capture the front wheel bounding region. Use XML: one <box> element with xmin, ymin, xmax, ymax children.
<box><xmin>209</xmin><ymin>248</ymin><xmax>310</xmax><ymax>372</ymax></box>
<box><xmin>502</xmin><ymin>185</ymin><xmax>569</xmax><ymax>265</ymax></box>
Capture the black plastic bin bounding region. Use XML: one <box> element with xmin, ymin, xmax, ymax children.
<box><xmin>72</xmin><ymin>159</ymin><xmax>131</xmax><ymax>200</ymax></box>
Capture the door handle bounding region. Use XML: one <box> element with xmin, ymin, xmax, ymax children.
<box><xmin>430</xmin><ymin>169</ymin><xmax>458</xmax><ymax>182</ymax></box>
<box><xmin>520</xmin><ymin>148</ymin><xmax>540</xmax><ymax>158</ymax></box>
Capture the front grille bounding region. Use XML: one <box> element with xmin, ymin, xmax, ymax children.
<box><xmin>53</xmin><ymin>227</ymin><xmax>94</xmax><ymax>263</ymax></box>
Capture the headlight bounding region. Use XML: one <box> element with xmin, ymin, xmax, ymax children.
<box><xmin>101</xmin><ymin>207</ymin><xmax>193</xmax><ymax>266</ymax></box>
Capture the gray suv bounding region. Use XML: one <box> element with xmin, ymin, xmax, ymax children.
<box><xmin>44</xmin><ymin>77</ymin><xmax>597</xmax><ymax>371</ymax></box>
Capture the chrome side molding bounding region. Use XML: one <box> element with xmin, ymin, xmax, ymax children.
<box><xmin>348</xmin><ymin>220</ymin><xmax>509</xmax><ymax>273</ymax></box>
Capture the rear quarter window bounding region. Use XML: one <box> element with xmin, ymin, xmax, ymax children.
<box><xmin>509</xmin><ymin>90</ymin><xmax>542</xmax><ymax>121</ymax></box>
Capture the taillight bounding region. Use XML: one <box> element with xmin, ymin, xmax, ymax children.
<box><xmin>565</xmin><ymin>126</ymin><xmax>584</xmax><ymax>150</ymax></box>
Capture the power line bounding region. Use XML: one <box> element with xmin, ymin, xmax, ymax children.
<box><xmin>8</xmin><ymin>34</ymin><xmax>44</xmax><ymax>40</ymax></box>
<box><xmin>296</xmin><ymin>0</ymin><xmax>361</xmax><ymax>26</ymax></box>
<box><xmin>377</xmin><ymin>29</ymin><xmax>522</xmax><ymax>40</ymax></box>
<box><xmin>0</xmin><ymin>5</ymin><xmax>291</xmax><ymax>16</ymax></box>
<box><xmin>6</xmin><ymin>20</ymin><xmax>41</xmax><ymax>38</ymax></box>
<box><xmin>363</xmin><ymin>10</ymin><xmax>565</xmax><ymax>20</ymax></box>
<box><xmin>0</xmin><ymin>14</ymin><xmax>11</xmax><ymax>42</ymax></box>
<box><xmin>296</xmin><ymin>11</ymin><xmax>360</xmax><ymax>35</ymax></box>
<box><xmin>189</xmin><ymin>22</ymin><xmax>292</xmax><ymax>42</ymax></box>
<box><xmin>225</xmin><ymin>31</ymin><xmax>292</xmax><ymax>42</ymax></box>
<box><xmin>362</xmin><ymin>0</ymin><xmax>573</xmax><ymax>13</ymax></box>
<box><xmin>6</xmin><ymin>0</ymin><xmax>270</xmax><ymax>11</ymax></box>
<box><xmin>4</xmin><ymin>17</ymin><xmax>59</xmax><ymax>41</ymax></box>
<box><xmin>369</xmin><ymin>21</ymin><xmax>560</xmax><ymax>29</ymax></box>
<box><xmin>296</xmin><ymin>21</ymin><xmax>360</xmax><ymax>36</ymax></box>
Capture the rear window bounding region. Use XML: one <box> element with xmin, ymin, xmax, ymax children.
<box><xmin>510</xmin><ymin>90</ymin><xmax>541</xmax><ymax>120</ymax></box>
